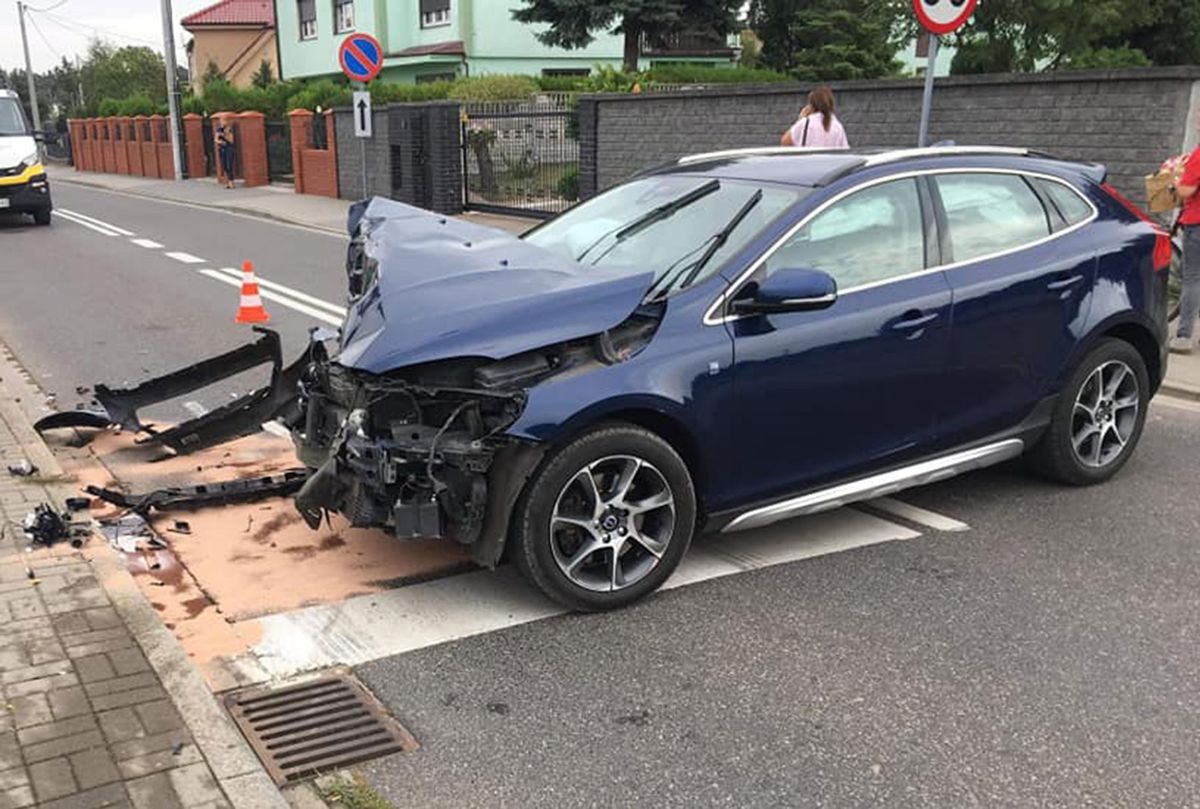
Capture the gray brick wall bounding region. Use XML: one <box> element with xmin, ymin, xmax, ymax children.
<box><xmin>585</xmin><ymin>67</ymin><xmax>1200</xmax><ymax>202</ymax></box>
<box><xmin>334</xmin><ymin>101</ymin><xmax>463</xmax><ymax>214</ymax></box>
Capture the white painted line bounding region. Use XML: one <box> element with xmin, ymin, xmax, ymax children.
<box><xmin>222</xmin><ymin>508</ymin><xmax>921</xmax><ymax>683</ymax></box>
<box><xmin>54</xmin><ymin>210</ymin><xmax>120</xmax><ymax>236</ymax></box>
<box><xmin>57</xmin><ymin>208</ymin><xmax>135</xmax><ymax>236</ymax></box>
<box><xmin>129</xmin><ymin>238</ymin><xmax>164</xmax><ymax>249</ymax></box>
<box><xmin>165</xmin><ymin>251</ymin><xmax>207</xmax><ymax>265</ymax></box>
<box><xmin>866</xmin><ymin>497</ymin><xmax>970</xmax><ymax>533</ymax></box>
<box><xmin>198</xmin><ymin>269</ymin><xmax>343</xmax><ymax>326</ymax></box>
<box><xmin>182</xmin><ymin>401</ymin><xmax>208</xmax><ymax>419</ymax></box>
<box><xmin>212</xmin><ymin>267</ymin><xmax>347</xmax><ymax>316</ymax></box>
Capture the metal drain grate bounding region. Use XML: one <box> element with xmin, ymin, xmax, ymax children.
<box><xmin>225</xmin><ymin>672</ymin><xmax>418</xmax><ymax>785</ymax></box>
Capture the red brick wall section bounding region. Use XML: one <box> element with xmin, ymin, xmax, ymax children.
<box><xmin>101</xmin><ymin>118</ymin><xmax>116</xmax><ymax>174</ymax></box>
<box><xmin>67</xmin><ymin>120</ymin><xmax>83</xmax><ymax>171</ymax></box>
<box><xmin>182</xmin><ymin>114</ymin><xmax>206</xmax><ymax>179</ymax></box>
<box><xmin>88</xmin><ymin>119</ymin><xmax>101</xmax><ymax>173</ymax></box>
<box><xmin>125</xmin><ymin>119</ymin><xmax>144</xmax><ymax>177</ymax></box>
<box><xmin>236</xmin><ymin>111</ymin><xmax>268</xmax><ymax>187</ymax></box>
<box><xmin>288</xmin><ymin>109</ymin><xmax>312</xmax><ymax>194</ymax></box>
<box><xmin>287</xmin><ymin>109</ymin><xmax>338</xmax><ymax>198</ymax></box>
<box><xmin>152</xmin><ymin>116</ymin><xmax>175</xmax><ymax>180</ymax></box>
<box><xmin>136</xmin><ymin>116</ymin><xmax>158</xmax><ymax>179</ymax></box>
<box><xmin>113</xmin><ymin>117</ymin><xmax>130</xmax><ymax>174</ymax></box>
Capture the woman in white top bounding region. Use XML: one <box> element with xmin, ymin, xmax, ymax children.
<box><xmin>780</xmin><ymin>86</ymin><xmax>849</xmax><ymax>149</ymax></box>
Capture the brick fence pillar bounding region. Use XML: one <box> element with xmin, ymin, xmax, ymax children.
<box><xmin>67</xmin><ymin>120</ymin><xmax>83</xmax><ymax>171</ymax></box>
<box><xmin>113</xmin><ymin>116</ymin><xmax>130</xmax><ymax>174</ymax></box>
<box><xmin>236</xmin><ymin>110</ymin><xmax>269</xmax><ymax>187</ymax></box>
<box><xmin>89</xmin><ymin>119</ymin><xmax>102</xmax><ymax>172</ymax></box>
<box><xmin>152</xmin><ymin>115</ymin><xmax>175</xmax><ymax>179</ymax></box>
<box><xmin>101</xmin><ymin>118</ymin><xmax>116</xmax><ymax>174</ymax></box>
<box><xmin>132</xmin><ymin>116</ymin><xmax>151</xmax><ymax>178</ymax></box>
<box><xmin>182</xmin><ymin>113</ymin><xmax>206</xmax><ymax>179</ymax></box>
<box><xmin>147</xmin><ymin>115</ymin><xmax>165</xmax><ymax>178</ymax></box>
<box><xmin>288</xmin><ymin>109</ymin><xmax>313</xmax><ymax>194</ymax></box>
<box><xmin>125</xmin><ymin>118</ymin><xmax>143</xmax><ymax>176</ymax></box>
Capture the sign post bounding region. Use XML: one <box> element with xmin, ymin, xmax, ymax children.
<box><xmin>913</xmin><ymin>0</ymin><xmax>977</xmax><ymax>147</ymax></box>
<box><xmin>338</xmin><ymin>33</ymin><xmax>384</xmax><ymax>199</ymax></box>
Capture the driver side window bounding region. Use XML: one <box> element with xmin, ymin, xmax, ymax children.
<box><xmin>764</xmin><ymin>178</ymin><xmax>926</xmax><ymax>290</ymax></box>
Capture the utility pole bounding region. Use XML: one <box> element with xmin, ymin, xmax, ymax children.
<box><xmin>159</xmin><ymin>0</ymin><xmax>184</xmax><ymax>180</ymax></box>
<box><xmin>16</xmin><ymin>1</ymin><xmax>43</xmax><ymax>134</ymax></box>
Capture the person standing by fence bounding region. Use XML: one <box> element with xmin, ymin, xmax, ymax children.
<box><xmin>781</xmin><ymin>87</ymin><xmax>849</xmax><ymax>149</ymax></box>
<box><xmin>216</xmin><ymin>117</ymin><xmax>236</xmax><ymax>189</ymax></box>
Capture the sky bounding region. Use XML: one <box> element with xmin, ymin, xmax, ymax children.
<box><xmin>0</xmin><ymin>0</ymin><xmax>214</xmax><ymax>74</ymax></box>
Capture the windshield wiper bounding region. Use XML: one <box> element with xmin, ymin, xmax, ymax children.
<box><xmin>644</xmin><ymin>189</ymin><xmax>764</xmax><ymax>303</ymax></box>
<box><xmin>575</xmin><ymin>179</ymin><xmax>722</xmax><ymax>265</ymax></box>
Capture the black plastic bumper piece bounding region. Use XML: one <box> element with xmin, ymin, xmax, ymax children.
<box><xmin>86</xmin><ymin>468</ymin><xmax>310</xmax><ymax>513</ymax></box>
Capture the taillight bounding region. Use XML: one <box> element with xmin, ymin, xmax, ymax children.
<box><xmin>1104</xmin><ymin>183</ymin><xmax>1173</xmax><ymax>273</ymax></box>
<box><xmin>1154</xmin><ymin>230</ymin><xmax>1173</xmax><ymax>273</ymax></box>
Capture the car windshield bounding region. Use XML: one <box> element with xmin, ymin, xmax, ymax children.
<box><xmin>524</xmin><ymin>176</ymin><xmax>804</xmax><ymax>298</ymax></box>
<box><xmin>0</xmin><ymin>98</ymin><xmax>29</xmax><ymax>137</ymax></box>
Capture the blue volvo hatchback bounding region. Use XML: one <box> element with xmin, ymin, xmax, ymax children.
<box><xmin>294</xmin><ymin>146</ymin><xmax>1170</xmax><ymax>610</ymax></box>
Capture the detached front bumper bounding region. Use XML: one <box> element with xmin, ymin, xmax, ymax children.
<box><xmin>0</xmin><ymin>173</ymin><xmax>51</xmax><ymax>213</ymax></box>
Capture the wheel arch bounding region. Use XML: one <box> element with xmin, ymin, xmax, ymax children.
<box><xmin>1101</xmin><ymin>320</ymin><xmax>1163</xmax><ymax>391</ymax></box>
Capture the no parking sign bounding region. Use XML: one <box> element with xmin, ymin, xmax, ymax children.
<box><xmin>913</xmin><ymin>0</ymin><xmax>977</xmax><ymax>146</ymax></box>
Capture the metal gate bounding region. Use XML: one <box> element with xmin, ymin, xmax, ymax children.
<box><xmin>461</xmin><ymin>104</ymin><xmax>579</xmax><ymax>219</ymax></box>
<box><xmin>265</xmin><ymin>120</ymin><xmax>293</xmax><ymax>184</ymax></box>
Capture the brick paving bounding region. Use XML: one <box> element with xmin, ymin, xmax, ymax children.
<box><xmin>0</xmin><ymin>413</ymin><xmax>232</xmax><ymax>807</ymax></box>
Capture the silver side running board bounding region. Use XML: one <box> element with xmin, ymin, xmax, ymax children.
<box><xmin>723</xmin><ymin>439</ymin><xmax>1025</xmax><ymax>533</ymax></box>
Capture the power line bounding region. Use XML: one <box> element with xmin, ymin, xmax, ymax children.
<box><xmin>25</xmin><ymin>13</ymin><xmax>63</xmax><ymax>61</ymax></box>
<box><xmin>39</xmin><ymin>9</ymin><xmax>161</xmax><ymax>47</ymax></box>
<box><xmin>23</xmin><ymin>0</ymin><xmax>68</xmax><ymax>12</ymax></box>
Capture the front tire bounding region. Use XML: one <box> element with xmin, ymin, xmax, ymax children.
<box><xmin>512</xmin><ymin>424</ymin><xmax>696</xmax><ymax>612</ymax></box>
<box><xmin>1033</xmin><ymin>338</ymin><xmax>1149</xmax><ymax>485</ymax></box>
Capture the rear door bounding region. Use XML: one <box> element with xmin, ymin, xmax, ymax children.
<box><xmin>931</xmin><ymin>170</ymin><xmax>1098</xmax><ymax>446</ymax></box>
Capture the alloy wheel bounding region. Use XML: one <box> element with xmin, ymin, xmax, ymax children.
<box><xmin>550</xmin><ymin>455</ymin><xmax>677</xmax><ymax>593</ymax></box>
<box><xmin>1071</xmin><ymin>360</ymin><xmax>1140</xmax><ymax>469</ymax></box>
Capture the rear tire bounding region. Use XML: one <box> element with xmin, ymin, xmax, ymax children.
<box><xmin>32</xmin><ymin>209</ymin><xmax>50</xmax><ymax>226</ymax></box>
<box><xmin>1032</xmin><ymin>338</ymin><xmax>1149</xmax><ymax>485</ymax></box>
<box><xmin>512</xmin><ymin>423</ymin><xmax>696</xmax><ymax>612</ymax></box>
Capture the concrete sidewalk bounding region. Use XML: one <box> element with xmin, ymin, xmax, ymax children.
<box><xmin>46</xmin><ymin>165</ymin><xmax>532</xmax><ymax>236</ymax></box>
<box><xmin>0</xmin><ymin>370</ymin><xmax>288</xmax><ymax>807</ymax></box>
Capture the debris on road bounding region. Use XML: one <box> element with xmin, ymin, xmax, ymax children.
<box><xmin>65</xmin><ymin>496</ymin><xmax>91</xmax><ymax>512</ymax></box>
<box><xmin>85</xmin><ymin>468</ymin><xmax>310</xmax><ymax>514</ymax></box>
<box><xmin>22</xmin><ymin>504</ymin><xmax>73</xmax><ymax>546</ymax></box>
<box><xmin>7</xmin><ymin>459</ymin><xmax>37</xmax><ymax>476</ymax></box>
<box><xmin>33</xmin><ymin>328</ymin><xmax>315</xmax><ymax>455</ymax></box>
<box><xmin>99</xmin><ymin>513</ymin><xmax>167</xmax><ymax>554</ymax></box>
<box><xmin>169</xmin><ymin>520</ymin><xmax>192</xmax><ymax>535</ymax></box>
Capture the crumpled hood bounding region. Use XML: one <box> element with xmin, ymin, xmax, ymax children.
<box><xmin>0</xmin><ymin>135</ymin><xmax>37</xmax><ymax>170</ymax></box>
<box><xmin>336</xmin><ymin>197</ymin><xmax>654</xmax><ymax>374</ymax></box>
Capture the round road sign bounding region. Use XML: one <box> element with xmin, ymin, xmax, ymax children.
<box><xmin>913</xmin><ymin>0</ymin><xmax>978</xmax><ymax>35</ymax></box>
<box><xmin>338</xmin><ymin>33</ymin><xmax>384</xmax><ymax>83</ymax></box>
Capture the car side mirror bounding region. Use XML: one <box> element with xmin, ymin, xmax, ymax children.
<box><xmin>32</xmin><ymin>131</ymin><xmax>47</xmax><ymax>143</ymax></box>
<box><xmin>730</xmin><ymin>268</ymin><xmax>838</xmax><ymax>316</ymax></box>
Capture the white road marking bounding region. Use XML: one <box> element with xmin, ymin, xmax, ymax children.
<box><xmin>221</xmin><ymin>508</ymin><xmax>923</xmax><ymax>684</ymax></box>
<box><xmin>165</xmin><ymin>251</ymin><xmax>207</xmax><ymax>265</ymax></box>
<box><xmin>129</xmin><ymin>238</ymin><xmax>164</xmax><ymax>249</ymax></box>
<box><xmin>865</xmin><ymin>497</ymin><xmax>970</xmax><ymax>532</ymax></box>
<box><xmin>54</xmin><ymin>210</ymin><xmax>120</xmax><ymax>236</ymax></box>
<box><xmin>56</xmin><ymin>208</ymin><xmax>135</xmax><ymax>236</ymax></box>
<box><xmin>198</xmin><ymin>269</ymin><xmax>343</xmax><ymax>326</ymax></box>
<box><xmin>211</xmin><ymin>267</ymin><xmax>347</xmax><ymax>316</ymax></box>
<box><xmin>182</xmin><ymin>401</ymin><xmax>208</xmax><ymax>419</ymax></box>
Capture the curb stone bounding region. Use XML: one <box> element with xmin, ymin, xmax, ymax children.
<box><xmin>0</xmin><ymin>344</ymin><xmax>291</xmax><ymax>809</ymax></box>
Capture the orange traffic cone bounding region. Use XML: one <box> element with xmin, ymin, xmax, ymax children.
<box><xmin>235</xmin><ymin>261</ymin><xmax>271</xmax><ymax>324</ymax></box>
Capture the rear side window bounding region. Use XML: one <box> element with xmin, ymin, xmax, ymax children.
<box><xmin>1035</xmin><ymin>178</ymin><xmax>1094</xmax><ymax>227</ymax></box>
<box><xmin>934</xmin><ymin>173</ymin><xmax>1051</xmax><ymax>263</ymax></box>
<box><xmin>766</xmin><ymin>178</ymin><xmax>926</xmax><ymax>290</ymax></box>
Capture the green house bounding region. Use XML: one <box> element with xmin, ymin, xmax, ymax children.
<box><xmin>274</xmin><ymin>0</ymin><xmax>738</xmax><ymax>84</ymax></box>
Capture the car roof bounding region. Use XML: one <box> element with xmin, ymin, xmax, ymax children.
<box><xmin>649</xmin><ymin>146</ymin><xmax>1105</xmax><ymax>189</ymax></box>
<box><xmin>0</xmin><ymin>89</ymin><xmax>17</xmax><ymax>100</ymax></box>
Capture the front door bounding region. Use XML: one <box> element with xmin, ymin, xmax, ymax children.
<box><xmin>724</xmin><ymin>177</ymin><xmax>953</xmax><ymax>508</ymax></box>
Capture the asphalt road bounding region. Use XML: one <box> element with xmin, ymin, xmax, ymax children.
<box><xmin>0</xmin><ymin>182</ymin><xmax>347</xmax><ymax>421</ymax></box>
<box><xmin>358</xmin><ymin>402</ymin><xmax>1200</xmax><ymax>808</ymax></box>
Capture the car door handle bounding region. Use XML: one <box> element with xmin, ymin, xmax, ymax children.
<box><xmin>892</xmin><ymin>312</ymin><xmax>940</xmax><ymax>332</ymax></box>
<box><xmin>1047</xmin><ymin>274</ymin><xmax>1085</xmax><ymax>292</ymax></box>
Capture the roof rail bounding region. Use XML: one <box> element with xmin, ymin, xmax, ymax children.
<box><xmin>860</xmin><ymin>146</ymin><xmax>1031</xmax><ymax>167</ymax></box>
<box><xmin>677</xmin><ymin>146</ymin><xmax>848</xmax><ymax>165</ymax></box>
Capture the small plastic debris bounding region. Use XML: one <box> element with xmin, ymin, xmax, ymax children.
<box><xmin>171</xmin><ymin>742</ymin><xmax>185</xmax><ymax>755</ymax></box>
<box><xmin>169</xmin><ymin>521</ymin><xmax>191</xmax><ymax>535</ymax></box>
<box><xmin>244</xmin><ymin>515</ymin><xmax>254</xmax><ymax>533</ymax></box>
<box><xmin>75</xmin><ymin>386</ymin><xmax>89</xmax><ymax>396</ymax></box>
<box><xmin>65</xmin><ymin>497</ymin><xmax>90</xmax><ymax>512</ymax></box>
<box><xmin>23</xmin><ymin>505</ymin><xmax>68</xmax><ymax>546</ymax></box>
<box><xmin>7</xmin><ymin>460</ymin><xmax>38</xmax><ymax>477</ymax></box>
<box><xmin>99</xmin><ymin>513</ymin><xmax>167</xmax><ymax>554</ymax></box>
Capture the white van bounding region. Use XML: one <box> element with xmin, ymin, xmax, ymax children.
<box><xmin>0</xmin><ymin>89</ymin><xmax>51</xmax><ymax>225</ymax></box>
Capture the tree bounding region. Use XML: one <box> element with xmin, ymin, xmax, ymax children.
<box><xmin>511</xmin><ymin>0</ymin><xmax>742</xmax><ymax>73</ymax></box>
<box><xmin>749</xmin><ymin>0</ymin><xmax>901</xmax><ymax>81</ymax></box>
<box><xmin>79</xmin><ymin>41</ymin><xmax>168</xmax><ymax>111</ymax></box>
<box><xmin>251</xmin><ymin>59</ymin><xmax>273</xmax><ymax>88</ymax></box>
<box><xmin>1120</xmin><ymin>0</ymin><xmax>1200</xmax><ymax>66</ymax></box>
<box><xmin>202</xmin><ymin>59</ymin><xmax>224</xmax><ymax>89</ymax></box>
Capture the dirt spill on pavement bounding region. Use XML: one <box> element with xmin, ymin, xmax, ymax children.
<box><xmin>41</xmin><ymin>424</ymin><xmax>471</xmax><ymax>689</ymax></box>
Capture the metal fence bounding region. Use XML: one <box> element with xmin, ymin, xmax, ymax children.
<box><xmin>266</xmin><ymin>120</ymin><xmax>293</xmax><ymax>183</ymax></box>
<box><xmin>461</xmin><ymin>102</ymin><xmax>579</xmax><ymax>219</ymax></box>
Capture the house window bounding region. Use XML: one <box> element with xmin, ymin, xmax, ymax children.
<box><xmin>334</xmin><ymin>0</ymin><xmax>354</xmax><ymax>33</ymax></box>
<box><xmin>420</xmin><ymin>0</ymin><xmax>450</xmax><ymax>28</ymax></box>
<box><xmin>299</xmin><ymin>0</ymin><xmax>317</xmax><ymax>39</ymax></box>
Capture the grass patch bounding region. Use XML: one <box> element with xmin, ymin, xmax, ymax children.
<box><xmin>319</xmin><ymin>773</ymin><xmax>396</xmax><ymax>809</ymax></box>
